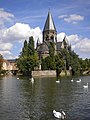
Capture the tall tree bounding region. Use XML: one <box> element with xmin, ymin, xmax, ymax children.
<box><xmin>49</xmin><ymin>42</ymin><xmax>55</xmax><ymax>57</ymax></box>
<box><xmin>21</xmin><ymin>40</ymin><xmax>28</xmax><ymax>57</ymax></box>
<box><xmin>27</xmin><ymin>36</ymin><xmax>35</xmax><ymax>56</ymax></box>
<box><xmin>17</xmin><ymin>36</ymin><xmax>39</xmax><ymax>76</ymax></box>
<box><xmin>55</xmin><ymin>54</ymin><xmax>64</xmax><ymax>77</ymax></box>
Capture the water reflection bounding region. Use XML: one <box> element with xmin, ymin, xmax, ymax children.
<box><xmin>0</xmin><ymin>75</ymin><xmax>90</xmax><ymax>120</ymax></box>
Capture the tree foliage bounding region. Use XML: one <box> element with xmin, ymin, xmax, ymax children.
<box><xmin>0</xmin><ymin>54</ymin><xmax>3</xmax><ymax>74</ymax></box>
<box><xmin>17</xmin><ymin>36</ymin><xmax>39</xmax><ymax>76</ymax></box>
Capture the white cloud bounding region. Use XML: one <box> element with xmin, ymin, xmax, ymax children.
<box><xmin>74</xmin><ymin>38</ymin><xmax>90</xmax><ymax>53</ymax></box>
<box><xmin>0</xmin><ymin>50</ymin><xmax>12</xmax><ymax>55</ymax></box>
<box><xmin>0</xmin><ymin>8</ymin><xmax>14</xmax><ymax>28</ymax></box>
<box><xmin>57</xmin><ymin>32</ymin><xmax>90</xmax><ymax>58</ymax></box>
<box><xmin>0</xmin><ymin>50</ymin><xmax>13</xmax><ymax>59</ymax></box>
<box><xmin>0</xmin><ymin>22</ymin><xmax>42</xmax><ymax>59</ymax></box>
<box><xmin>57</xmin><ymin>32</ymin><xmax>66</xmax><ymax>42</ymax></box>
<box><xmin>0</xmin><ymin>23</ymin><xmax>42</xmax><ymax>43</ymax></box>
<box><xmin>58</xmin><ymin>15</ymin><xmax>68</xmax><ymax>19</ymax></box>
<box><xmin>59</xmin><ymin>14</ymin><xmax>84</xmax><ymax>24</ymax></box>
<box><xmin>67</xmin><ymin>34</ymin><xmax>80</xmax><ymax>45</ymax></box>
<box><xmin>67</xmin><ymin>34</ymin><xmax>90</xmax><ymax>55</ymax></box>
<box><xmin>0</xmin><ymin>43</ymin><xmax>13</xmax><ymax>50</ymax></box>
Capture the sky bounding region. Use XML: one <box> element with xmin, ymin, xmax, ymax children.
<box><xmin>0</xmin><ymin>0</ymin><xmax>90</xmax><ymax>59</ymax></box>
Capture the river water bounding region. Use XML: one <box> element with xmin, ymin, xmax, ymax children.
<box><xmin>0</xmin><ymin>75</ymin><xmax>90</xmax><ymax>120</ymax></box>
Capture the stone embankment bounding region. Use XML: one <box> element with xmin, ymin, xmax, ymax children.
<box><xmin>32</xmin><ymin>70</ymin><xmax>71</xmax><ymax>77</ymax></box>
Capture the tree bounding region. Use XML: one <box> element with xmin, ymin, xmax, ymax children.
<box><xmin>41</xmin><ymin>56</ymin><xmax>56</xmax><ymax>70</ymax></box>
<box><xmin>17</xmin><ymin>36</ymin><xmax>39</xmax><ymax>76</ymax></box>
<box><xmin>0</xmin><ymin>54</ymin><xmax>3</xmax><ymax>74</ymax></box>
<box><xmin>27</xmin><ymin>36</ymin><xmax>35</xmax><ymax>56</ymax></box>
<box><xmin>49</xmin><ymin>42</ymin><xmax>55</xmax><ymax>57</ymax></box>
<box><xmin>55</xmin><ymin>54</ymin><xmax>64</xmax><ymax>77</ymax></box>
<box><xmin>21</xmin><ymin>40</ymin><xmax>28</xmax><ymax>57</ymax></box>
<box><xmin>69</xmin><ymin>50</ymin><xmax>81</xmax><ymax>75</ymax></box>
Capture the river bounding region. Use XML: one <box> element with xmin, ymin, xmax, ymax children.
<box><xmin>0</xmin><ymin>75</ymin><xmax>90</xmax><ymax>120</ymax></box>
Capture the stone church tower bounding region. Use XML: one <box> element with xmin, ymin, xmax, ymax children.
<box><xmin>43</xmin><ymin>10</ymin><xmax>57</xmax><ymax>43</ymax></box>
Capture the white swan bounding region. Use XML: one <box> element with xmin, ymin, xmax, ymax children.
<box><xmin>31</xmin><ymin>77</ymin><xmax>34</xmax><ymax>84</ymax></box>
<box><xmin>56</xmin><ymin>80</ymin><xmax>60</xmax><ymax>83</ymax></box>
<box><xmin>83</xmin><ymin>83</ymin><xmax>88</xmax><ymax>88</ymax></box>
<box><xmin>76</xmin><ymin>79</ymin><xmax>81</xmax><ymax>83</ymax></box>
<box><xmin>17</xmin><ymin>77</ymin><xmax>19</xmax><ymax>79</ymax></box>
<box><xmin>53</xmin><ymin>110</ymin><xmax>66</xmax><ymax>119</ymax></box>
<box><xmin>71</xmin><ymin>79</ymin><xmax>73</xmax><ymax>82</ymax></box>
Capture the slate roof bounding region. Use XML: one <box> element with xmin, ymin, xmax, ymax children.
<box><xmin>37</xmin><ymin>42</ymin><xmax>49</xmax><ymax>53</ymax></box>
<box><xmin>43</xmin><ymin>10</ymin><xmax>56</xmax><ymax>31</ymax></box>
<box><xmin>56</xmin><ymin>42</ymin><xmax>63</xmax><ymax>51</ymax></box>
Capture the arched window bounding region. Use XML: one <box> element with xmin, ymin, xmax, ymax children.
<box><xmin>51</xmin><ymin>36</ymin><xmax>54</xmax><ymax>42</ymax></box>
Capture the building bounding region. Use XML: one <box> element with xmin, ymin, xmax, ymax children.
<box><xmin>2</xmin><ymin>59</ymin><xmax>18</xmax><ymax>75</ymax></box>
<box><xmin>36</xmin><ymin>10</ymin><xmax>71</xmax><ymax>60</ymax></box>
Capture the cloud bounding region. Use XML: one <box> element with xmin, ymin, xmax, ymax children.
<box><xmin>57</xmin><ymin>32</ymin><xmax>65</xmax><ymax>42</ymax></box>
<box><xmin>0</xmin><ymin>43</ymin><xmax>13</xmax><ymax>50</ymax></box>
<box><xmin>0</xmin><ymin>50</ymin><xmax>14</xmax><ymax>59</ymax></box>
<box><xmin>67</xmin><ymin>34</ymin><xmax>90</xmax><ymax>58</ymax></box>
<box><xmin>0</xmin><ymin>23</ymin><xmax>42</xmax><ymax>43</ymax></box>
<box><xmin>58</xmin><ymin>15</ymin><xmax>68</xmax><ymax>19</ymax></box>
<box><xmin>0</xmin><ymin>22</ymin><xmax>42</xmax><ymax>59</ymax></box>
<box><xmin>67</xmin><ymin>34</ymin><xmax>80</xmax><ymax>45</ymax></box>
<box><xmin>57</xmin><ymin>32</ymin><xmax>90</xmax><ymax>58</ymax></box>
<box><xmin>59</xmin><ymin>14</ymin><xmax>84</xmax><ymax>24</ymax></box>
<box><xmin>73</xmin><ymin>38</ymin><xmax>90</xmax><ymax>53</ymax></box>
<box><xmin>0</xmin><ymin>8</ymin><xmax>14</xmax><ymax>28</ymax></box>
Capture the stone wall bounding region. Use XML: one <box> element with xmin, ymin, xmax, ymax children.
<box><xmin>32</xmin><ymin>70</ymin><xmax>56</xmax><ymax>77</ymax></box>
<box><xmin>32</xmin><ymin>70</ymin><xmax>71</xmax><ymax>77</ymax></box>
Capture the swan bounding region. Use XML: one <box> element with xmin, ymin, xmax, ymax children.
<box><xmin>56</xmin><ymin>80</ymin><xmax>60</xmax><ymax>83</ymax></box>
<box><xmin>83</xmin><ymin>83</ymin><xmax>88</xmax><ymax>88</ymax></box>
<box><xmin>53</xmin><ymin>110</ymin><xmax>66</xmax><ymax>119</ymax></box>
<box><xmin>71</xmin><ymin>79</ymin><xmax>73</xmax><ymax>82</ymax></box>
<box><xmin>17</xmin><ymin>77</ymin><xmax>19</xmax><ymax>79</ymax></box>
<box><xmin>31</xmin><ymin>77</ymin><xmax>34</xmax><ymax>83</ymax></box>
<box><xmin>76</xmin><ymin>79</ymin><xmax>81</xmax><ymax>83</ymax></box>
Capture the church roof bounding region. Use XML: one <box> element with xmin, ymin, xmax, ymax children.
<box><xmin>37</xmin><ymin>42</ymin><xmax>49</xmax><ymax>53</ymax></box>
<box><xmin>43</xmin><ymin>10</ymin><xmax>56</xmax><ymax>31</ymax></box>
<box><xmin>56</xmin><ymin>42</ymin><xmax>63</xmax><ymax>51</ymax></box>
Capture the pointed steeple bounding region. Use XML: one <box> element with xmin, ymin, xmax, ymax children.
<box><xmin>43</xmin><ymin>10</ymin><xmax>56</xmax><ymax>31</ymax></box>
<box><xmin>43</xmin><ymin>10</ymin><xmax>57</xmax><ymax>43</ymax></box>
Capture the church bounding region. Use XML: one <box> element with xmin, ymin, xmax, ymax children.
<box><xmin>36</xmin><ymin>10</ymin><xmax>71</xmax><ymax>59</ymax></box>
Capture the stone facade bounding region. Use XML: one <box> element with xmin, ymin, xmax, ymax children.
<box><xmin>2</xmin><ymin>59</ymin><xmax>18</xmax><ymax>71</ymax></box>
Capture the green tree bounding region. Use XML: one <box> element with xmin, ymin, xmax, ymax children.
<box><xmin>55</xmin><ymin>54</ymin><xmax>64</xmax><ymax>77</ymax></box>
<box><xmin>17</xmin><ymin>36</ymin><xmax>39</xmax><ymax>76</ymax></box>
<box><xmin>49</xmin><ymin>42</ymin><xmax>55</xmax><ymax>57</ymax></box>
<box><xmin>41</xmin><ymin>56</ymin><xmax>55</xmax><ymax>70</ymax></box>
<box><xmin>69</xmin><ymin>50</ymin><xmax>81</xmax><ymax>75</ymax></box>
<box><xmin>0</xmin><ymin>54</ymin><xmax>3</xmax><ymax>74</ymax></box>
<box><xmin>27</xmin><ymin>36</ymin><xmax>35</xmax><ymax>56</ymax></box>
<box><xmin>21</xmin><ymin>40</ymin><xmax>28</xmax><ymax>57</ymax></box>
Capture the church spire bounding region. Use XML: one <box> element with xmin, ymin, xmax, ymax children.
<box><xmin>43</xmin><ymin>10</ymin><xmax>56</xmax><ymax>31</ymax></box>
<box><xmin>43</xmin><ymin>10</ymin><xmax>57</xmax><ymax>43</ymax></box>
